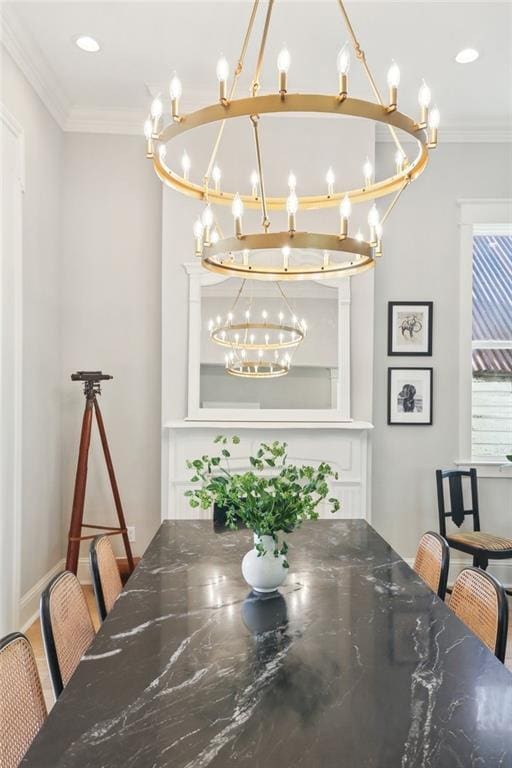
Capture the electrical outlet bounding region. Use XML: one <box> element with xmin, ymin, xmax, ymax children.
<box><xmin>127</xmin><ymin>526</ymin><xmax>136</xmax><ymax>543</ymax></box>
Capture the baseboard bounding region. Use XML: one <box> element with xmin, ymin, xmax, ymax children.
<box><xmin>19</xmin><ymin>559</ymin><xmax>65</xmax><ymax>632</ymax></box>
<box><xmin>404</xmin><ymin>557</ymin><xmax>512</xmax><ymax>589</ymax></box>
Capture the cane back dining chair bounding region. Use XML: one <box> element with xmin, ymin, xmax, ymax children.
<box><xmin>436</xmin><ymin>468</ymin><xmax>512</xmax><ymax>571</ymax></box>
<box><xmin>449</xmin><ymin>566</ymin><xmax>509</xmax><ymax>662</ymax></box>
<box><xmin>89</xmin><ymin>535</ymin><xmax>123</xmax><ymax>622</ymax></box>
<box><xmin>0</xmin><ymin>632</ymin><xmax>47</xmax><ymax>767</ymax></box>
<box><xmin>413</xmin><ymin>532</ymin><xmax>450</xmax><ymax>600</ymax></box>
<box><xmin>40</xmin><ymin>570</ymin><xmax>95</xmax><ymax>698</ymax></box>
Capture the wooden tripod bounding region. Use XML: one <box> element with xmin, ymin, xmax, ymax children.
<box><xmin>65</xmin><ymin>372</ymin><xmax>135</xmax><ymax>575</ymax></box>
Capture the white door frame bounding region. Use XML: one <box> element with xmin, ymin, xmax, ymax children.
<box><xmin>0</xmin><ymin>103</ymin><xmax>25</xmax><ymax>632</ymax></box>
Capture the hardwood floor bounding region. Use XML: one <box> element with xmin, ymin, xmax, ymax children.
<box><xmin>26</xmin><ymin>589</ymin><xmax>512</xmax><ymax>712</ymax></box>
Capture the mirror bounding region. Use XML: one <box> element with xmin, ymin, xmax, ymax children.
<box><xmin>183</xmin><ymin>262</ymin><xmax>351</xmax><ymax>420</ymax></box>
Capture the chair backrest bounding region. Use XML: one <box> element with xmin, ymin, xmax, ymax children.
<box><xmin>89</xmin><ymin>535</ymin><xmax>123</xmax><ymax>622</ymax></box>
<box><xmin>0</xmin><ymin>632</ymin><xmax>47</xmax><ymax>767</ymax></box>
<box><xmin>40</xmin><ymin>571</ymin><xmax>95</xmax><ymax>698</ymax></box>
<box><xmin>450</xmin><ymin>566</ymin><xmax>508</xmax><ymax>662</ymax></box>
<box><xmin>436</xmin><ymin>468</ymin><xmax>480</xmax><ymax>537</ymax></box>
<box><xmin>413</xmin><ymin>531</ymin><xmax>450</xmax><ymax>600</ymax></box>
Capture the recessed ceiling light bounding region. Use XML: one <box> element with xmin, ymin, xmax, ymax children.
<box><xmin>75</xmin><ymin>35</ymin><xmax>100</xmax><ymax>53</ymax></box>
<box><xmin>455</xmin><ymin>48</ymin><xmax>479</xmax><ymax>64</ymax></box>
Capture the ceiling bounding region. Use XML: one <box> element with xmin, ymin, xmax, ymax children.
<box><xmin>2</xmin><ymin>1</ymin><xmax>511</xmax><ymax>135</ymax></box>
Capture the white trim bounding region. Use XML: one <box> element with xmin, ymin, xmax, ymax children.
<box><xmin>64</xmin><ymin>107</ymin><xmax>145</xmax><ymax>135</ymax></box>
<box><xmin>454</xmin><ymin>459</ymin><xmax>512</xmax><ymax>479</ymax></box>
<box><xmin>184</xmin><ymin>261</ymin><xmax>352</xmax><ymax>422</ymax></box>
<box><xmin>1</xmin><ymin>104</ymin><xmax>24</xmax><ymax>633</ymax></box>
<box><xmin>0</xmin><ymin>8</ymin><xmax>69</xmax><ymax>128</ymax></box>
<box><xmin>19</xmin><ymin>559</ymin><xmax>65</xmax><ymax>633</ymax></box>
<box><xmin>165</xmin><ymin>419</ymin><xmax>373</xmax><ymax>430</ymax></box>
<box><xmin>457</xmin><ymin>199</ymin><xmax>512</xmax><ymax>465</ymax></box>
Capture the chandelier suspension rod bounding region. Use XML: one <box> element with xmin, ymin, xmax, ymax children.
<box><xmin>203</xmin><ymin>0</ymin><xmax>261</xmax><ymax>189</ymax></box>
<box><xmin>229</xmin><ymin>279</ymin><xmax>248</xmax><ymax>315</ymax></box>
<box><xmin>251</xmin><ymin>0</ymin><xmax>275</xmax><ymax>96</ymax></box>
<box><xmin>336</xmin><ymin>0</ymin><xmax>406</xmax><ymax>160</ymax></box>
<box><xmin>250</xmin><ymin>116</ymin><xmax>271</xmax><ymax>231</ymax></box>
<box><xmin>276</xmin><ymin>281</ymin><xmax>298</xmax><ymax>319</ymax></box>
<box><xmin>381</xmin><ymin>177</ymin><xmax>410</xmax><ymax>226</ymax></box>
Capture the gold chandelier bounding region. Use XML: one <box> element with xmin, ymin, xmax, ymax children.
<box><xmin>207</xmin><ymin>280</ymin><xmax>307</xmax><ymax>378</ymax></box>
<box><xmin>144</xmin><ymin>0</ymin><xmax>439</xmax><ymax>280</ymax></box>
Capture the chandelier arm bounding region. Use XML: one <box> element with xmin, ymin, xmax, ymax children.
<box><xmin>250</xmin><ymin>116</ymin><xmax>271</xmax><ymax>231</ymax></box>
<box><xmin>381</xmin><ymin>177</ymin><xmax>410</xmax><ymax>226</ymax></box>
<box><xmin>203</xmin><ymin>0</ymin><xmax>261</xmax><ymax>188</ymax></box>
<box><xmin>251</xmin><ymin>0</ymin><xmax>275</xmax><ymax>96</ymax></box>
<box><xmin>336</xmin><ymin>0</ymin><xmax>407</xmax><ymax>160</ymax></box>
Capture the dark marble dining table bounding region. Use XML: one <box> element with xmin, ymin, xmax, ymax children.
<box><xmin>23</xmin><ymin>520</ymin><xmax>512</xmax><ymax>767</ymax></box>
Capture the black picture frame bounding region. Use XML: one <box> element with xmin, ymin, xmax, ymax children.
<box><xmin>387</xmin><ymin>301</ymin><xmax>433</xmax><ymax>356</ymax></box>
<box><xmin>387</xmin><ymin>367</ymin><xmax>433</xmax><ymax>426</ymax></box>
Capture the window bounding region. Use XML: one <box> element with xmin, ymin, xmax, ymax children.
<box><xmin>471</xmin><ymin>230</ymin><xmax>512</xmax><ymax>460</ymax></box>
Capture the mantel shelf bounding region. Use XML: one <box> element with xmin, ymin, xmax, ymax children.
<box><xmin>164</xmin><ymin>419</ymin><xmax>374</xmax><ymax>431</ymax></box>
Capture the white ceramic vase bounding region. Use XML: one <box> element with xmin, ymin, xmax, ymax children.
<box><xmin>241</xmin><ymin>533</ymin><xmax>288</xmax><ymax>593</ymax></box>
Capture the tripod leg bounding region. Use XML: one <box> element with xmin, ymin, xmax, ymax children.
<box><xmin>66</xmin><ymin>398</ymin><xmax>94</xmax><ymax>574</ymax></box>
<box><xmin>93</xmin><ymin>399</ymin><xmax>135</xmax><ymax>572</ymax></box>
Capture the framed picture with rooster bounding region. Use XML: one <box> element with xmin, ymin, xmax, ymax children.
<box><xmin>388</xmin><ymin>301</ymin><xmax>433</xmax><ymax>356</ymax></box>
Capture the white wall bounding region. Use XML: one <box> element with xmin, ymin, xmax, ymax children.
<box><xmin>372</xmin><ymin>141</ymin><xmax>512</xmax><ymax>574</ymax></box>
<box><xmin>1</xmin><ymin>48</ymin><xmax>63</xmax><ymax>601</ymax></box>
<box><xmin>60</xmin><ymin>133</ymin><xmax>162</xmax><ymax>558</ymax></box>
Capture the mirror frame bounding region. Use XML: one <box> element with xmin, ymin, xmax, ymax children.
<box><xmin>184</xmin><ymin>262</ymin><xmax>352</xmax><ymax>421</ymax></box>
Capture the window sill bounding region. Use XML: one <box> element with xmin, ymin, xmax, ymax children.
<box><xmin>455</xmin><ymin>459</ymin><xmax>512</xmax><ymax>478</ymax></box>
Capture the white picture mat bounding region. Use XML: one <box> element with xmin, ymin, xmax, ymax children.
<box><xmin>391</xmin><ymin>304</ymin><xmax>430</xmax><ymax>354</ymax></box>
<box><xmin>389</xmin><ymin>369</ymin><xmax>432</xmax><ymax>424</ymax></box>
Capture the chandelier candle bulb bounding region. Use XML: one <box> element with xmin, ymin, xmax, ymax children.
<box><xmin>287</xmin><ymin>171</ymin><xmax>297</xmax><ymax>192</ymax></box>
<box><xmin>232</xmin><ymin>194</ymin><xmax>244</xmax><ymax>237</ymax></box>
<box><xmin>169</xmin><ymin>73</ymin><xmax>182</xmax><ymax>120</ymax></box>
<box><xmin>282</xmin><ymin>245</ymin><xmax>291</xmax><ymax>271</ymax></box>
<box><xmin>428</xmin><ymin>106</ymin><xmax>440</xmax><ymax>147</ymax></box>
<box><xmin>181</xmin><ymin>151</ymin><xmax>191</xmax><ymax>181</ymax></box>
<box><xmin>387</xmin><ymin>61</ymin><xmax>400</xmax><ymax>111</ymax></box>
<box><xmin>337</xmin><ymin>42</ymin><xmax>350</xmax><ymax>99</ymax></box>
<box><xmin>202</xmin><ymin>204</ymin><xmax>214</xmax><ymax>245</ymax></box>
<box><xmin>216</xmin><ymin>56</ymin><xmax>229</xmax><ymax>103</ymax></box>
<box><xmin>150</xmin><ymin>97</ymin><xmax>162</xmax><ymax>133</ymax></box>
<box><xmin>363</xmin><ymin>157</ymin><xmax>373</xmax><ymax>188</ymax></box>
<box><xmin>326</xmin><ymin>167</ymin><xmax>335</xmax><ymax>197</ymax></box>
<box><xmin>242</xmin><ymin>249</ymin><xmax>249</xmax><ymax>266</ymax></box>
<box><xmin>339</xmin><ymin>194</ymin><xmax>351</xmax><ymax>238</ymax></box>
<box><xmin>287</xmin><ymin>192</ymin><xmax>298</xmax><ymax>232</ymax></box>
<box><xmin>250</xmin><ymin>171</ymin><xmax>259</xmax><ymax>198</ymax></box>
<box><xmin>418</xmin><ymin>80</ymin><xmax>431</xmax><ymax>127</ymax></box>
<box><xmin>368</xmin><ymin>204</ymin><xmax>380</xmax><ymax>245</ymax></box>
<box><xmin>375</xmin><ymin>223</ymin><xmax>383</xmax><ymax>257</ymax></box>
<box><xmin>323</xmin><ymin>251</ymin><xmax>329</xmax><ymax>268</ymax></box>
<box><xmin>193</xmin><ymin>217</ymin><xmax>204</xmax><ymax>255</ymax></box>
<box><xmin>143</xmin><ymin>118</ymin><xmax>153</xmax><ymax>157</ymax></box>
<box><xmin>277</xmin><ymin>46</ymin><xmax>290</xmax><ymax>96</ymax></box>
<box><xmin>212</xmin><ymin>165</ymin><xmax>222</xmax><ymax>192</ymax></box>
<box><xmin>211</xmin><ymin>228</ymin><xmax>220</xmax><ymax>245</ymax></box>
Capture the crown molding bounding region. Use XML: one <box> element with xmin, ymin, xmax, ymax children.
<box><xmin>0</xmin><ymin>7</ymin><xmax>70</xmax><ymax>128</ymax></box>
<box><xmin>64</xmin><ymin>107</ymin><xmax>145</xmax><ymax>135</ymax></box>
<box><xmin>376</xmin><ymin>123</ymin><xmax>512</xmax><ymax>143</ymax></box>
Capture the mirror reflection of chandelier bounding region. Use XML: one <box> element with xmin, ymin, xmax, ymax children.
<box><xmin>144</xmin><ymin>0</ymin><xmax>439</xmax><ymax>281</ymax></box>
<box><xmin>207</xmin><ymin>281</ymin><xmax>307</xmax><ymax>378</ymax></box>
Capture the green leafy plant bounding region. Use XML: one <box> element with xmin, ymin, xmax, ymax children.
<box><xmin>185</xmin><ymin>435</ymin><xmax>340</xmax><ymax>566</ymax></box>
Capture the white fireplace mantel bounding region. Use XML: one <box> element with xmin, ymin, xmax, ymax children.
<box><xmin>164</xmin><ymin>420</ymin><xmax>373</xmax><ymax>523</ymax></box>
